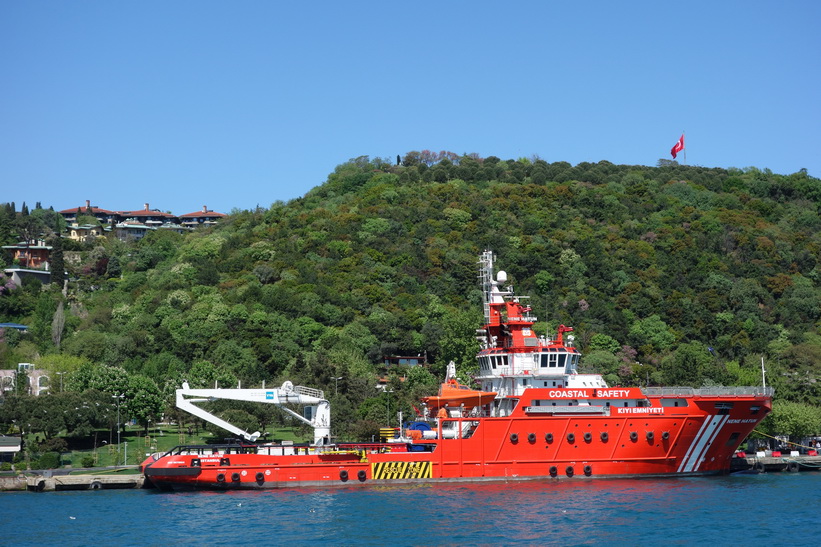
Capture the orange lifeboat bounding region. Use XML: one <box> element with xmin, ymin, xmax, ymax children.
<box><xmin>422</xmin><ymin>378</ymin><xmax>496</xmax><ymax>410</ymax></box>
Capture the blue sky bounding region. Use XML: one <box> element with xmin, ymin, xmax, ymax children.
<box><xmin>2</xmin><ymin>1</ymin><xmax>819</xmax><ymax>215</ymax></box>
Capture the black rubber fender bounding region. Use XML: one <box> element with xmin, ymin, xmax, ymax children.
<box><xmin>528</xmin><ymin>433</ymin><xmax>536</xmax><ymax>443</ymax></box>
<box><xmin>787</xmin><ymin>461</ymin><xmax>799</xmax><ymax>473</ymax></box>
<box><xmin>216</xmin><ymin>473</ymin><xmax>225</xmax><ymax>483</ymax></box>
<box><xmin>255</xmin><ymin>472</ymin><xmax>265</xmax><ymax>483</ymax></box>
<box><xmin>583</xmin><ymin>432</ymin><xmax>592</xmax><ymax>443</ymax></box>
<box><xmin>339</xmin><ymin>470</ymin><xmax>349</xmax><ymax>482</ymax></box>
<box><xmin>661</xmin><ymin>431</ymin><xmax>670</xmax><ymax>440</ymax></box>
<box><xmin>583</xmin><ymin>465</ymin><xmax>592</xmax><ymax>476</ymax></box>
<box><xmin>567</xmin><ymin>433</ymin><xmax>575</xmax><ymax>444</ymax></box>
<box><xmin>89</xmin><ymin>480</ymin><xmax>102</xmax><ymax>490</ymax></box>
<box><xmin>510</xmin><ymin>433</ymin><xmax>519</xmax><ymax>443</ymax></box>
<box><xmin>630</xmin><ymin>431</ymin><xmax>638</xmax><ymax>442</ymax></box>
<box><xmin>357</xmin><ymin>470</ymin><xmax>367</xmax><ymax>482</ymax></box>
<box><xmin>545</xmin><ymin>433</ymin><xmax>554</xmax><ymax>443</ymax></box>
<box><xmin>231</xmin><ymin>472</ymin><xmax>241</xmax><ymax>482</ymax></box>
<box><xmin>600</xmin><ymin>431</ymin><xmax>609</xmax><ymax>442</ymax></box>
<box><xmin>753</xmin><ymin>461</ymin><xmax>765</xmax><ymax>473</ymax></box>
<box><xmin>549</xmin><ymin>466</ymin><xmax>558</xmax><ymax>477</ymax></box>
<box><xmin>566</xmin><ymin>466</ymin><xmax>575</xmax><ymax>477</ymax></box>
<box><xmin>646</xmin><ymin>431</ymin><xmax>654</xmax><ymax>442</ymax></box>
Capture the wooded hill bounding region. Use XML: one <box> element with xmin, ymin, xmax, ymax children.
<box><xmin>2</xmin><ymin>153</ymin><xmax>821</xmax><ymax>440</ymax></box>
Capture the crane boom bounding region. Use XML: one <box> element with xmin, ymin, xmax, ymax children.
<box><xmin>176</xmin><ymin>381</ymin><xmax>331</xmax><ymax>445</ymax></box>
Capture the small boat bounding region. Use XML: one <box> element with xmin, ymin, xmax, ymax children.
<box><xmin>421</xmin><ymin>362</ymin><xmax>497</xmax><ymax>412</ymax></box>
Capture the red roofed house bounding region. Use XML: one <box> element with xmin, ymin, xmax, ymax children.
<box><xmin>58</xmin><ymin>200</ymin><xmax>118</xmax><ymax>224</ymax></box>
<box><xmin>119</xmin><ymin>203</ymin><xmax>177</xmax><ymax>226</ymax></box>
<box><xmin>179</xmin><ymin>205</ymin><xmax>227</xmax><ymax>227</ymax></box>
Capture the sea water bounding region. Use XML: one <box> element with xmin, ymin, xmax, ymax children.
<box><xmin>1</xmin><ymin>473</ymin><xmax>818</xmax><ymax>545</ymax></box>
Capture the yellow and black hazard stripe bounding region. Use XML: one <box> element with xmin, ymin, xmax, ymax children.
<box><xmin>371</xmin><ymin>461</ymin><xmax>432</xmax><ymax>480</ymax></box>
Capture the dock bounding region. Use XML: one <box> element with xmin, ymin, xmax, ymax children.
<box><xmin>730</xmin><ymin>453</ymin><xmax>821</xmax><ymax>473</ymax></box>
<box><xmin>25</xmin><ymin>473</ymin><xmax>145</xmax><ymax>491</ymax></box>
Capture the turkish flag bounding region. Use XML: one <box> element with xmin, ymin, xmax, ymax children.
<box><xmin>671</xmin><ymin>134</ymin><xmax>685</xmax><ymax>159</ymax></box>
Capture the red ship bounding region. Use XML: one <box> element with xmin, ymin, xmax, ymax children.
<box><xmin>142</xmin><ymin>251</ymin><xmax>773</xmax><ymax>489</ymax></box>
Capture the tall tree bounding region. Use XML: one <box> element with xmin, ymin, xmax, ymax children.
<box><xmin>49</xmin><ymin>234</ymin><xmax>65</xmax><ymax>286</ymax></box>
<box><xmin>51</xmin><ymin>301</ymin><xmax>65</xmax><ymax>348</ymax></box>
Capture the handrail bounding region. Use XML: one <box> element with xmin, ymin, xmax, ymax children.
<box><xmin>293</xmin><ymin>385</ymin><xmax>324</xmax><ymax>399</ymax></box>
<box><xmin>643</xmin><ymin>386</ymin><xmax>774</xmax><ymax>397</ymax></box>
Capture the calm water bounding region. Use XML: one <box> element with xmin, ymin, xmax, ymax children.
<box><xmin>1</xmin><ymin>473</ymin><xmax>818</xmax><ymax>545</ymax></box>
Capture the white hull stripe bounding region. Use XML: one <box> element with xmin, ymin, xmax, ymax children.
<box><xmin>677</xmin><ymin>417</ymin><xmax>714</xmax><ymax>473</ymax></box>
<box><xmin>688</xmin><ymin>415</ymin><xmax>729</xmax><ymax>472</ymax></box>
<box><xmin>679</xmin><ymin>415</ymin><xmax>729</xmax><ymax>473</ymax></box>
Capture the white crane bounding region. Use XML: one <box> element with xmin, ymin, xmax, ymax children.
<box><xmin>176</xmin><ymin>381</ymin><xmax>331</xmax><ymax>446</ymax></box>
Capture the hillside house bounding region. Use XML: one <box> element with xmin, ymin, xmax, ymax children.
<box><xmin>179</xmin><ymin>205</ymin><xmax>227</xmax><ymax>227</ymax></box>
<box><xmin>1</xmin><ymin>239</ymin><xmax>51</xmax><ymax>269</ymax></box>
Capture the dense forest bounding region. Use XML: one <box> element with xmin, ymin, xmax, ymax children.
<box><xmin>2</xmin><ymin>152</ymin><xmax>821</xmax><ymax>443</ymax></box>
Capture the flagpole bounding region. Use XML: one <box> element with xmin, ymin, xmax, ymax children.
<box><xmin>682</xmin><ymin>130</ymin><xmax>686</xmax><ymax>165</ymax></box>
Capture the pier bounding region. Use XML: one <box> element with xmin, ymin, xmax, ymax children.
<box><xmin>25</xmin><ymin>473</ymin><xmax>145</xmax><ymax>491</ymax></box>
<box><xmin>730</xmin><ymin>453</ymin><xmax>821</xmax><ymax>473</ymax></box>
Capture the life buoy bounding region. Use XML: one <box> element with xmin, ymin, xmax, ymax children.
<box><xmin>661</xmin><ymin>431</ymin><xmax>670</xmax><ymax>440</ymax></box>
<box><xmin>255</xmin><ymin>472</ymin><xmax>265</xmax><ymax>483</ymax></box>
<box><xmin>600</xmin><ymin>431</ymin><xmax>609</xmax><ymax>442</ymax></box>
<box><xmin>340</xmin><ymin>470</ymin><xmax>349</xmax><ymax>481</ymax></box>
<box><xmin>583</xmin><ymin>432</ymin><xmax>592</xmax><ymax>443</ymax></box>
<box><xmin>231</xmin><ymin>473</ymin><xmax>241</xmax><ymax>482</ymax></box>
<box><xmin>753</xmin><ymin>461</ymin><xmax>765</xmax><ymax>473</ymax></box>
<box><xmin>216</xmin><ymin>473</ymin><xmax>226</xmax><ymax>482</ymax></box>
<box><xmin>357</xmin><ymin>470</ymin><xmax>367</xmax><ymax>482</ymax></box>
<box><xmin>646</xmin><ymin>431</ymin><xmax>654</xmax><ymax>442</ymax></box>
<box><xmin>583</xmin><ymin>465</ymin><xmax>592</xmax><ymax>476</ymax></box>
<box><xmin>567</xmin><ymin>433</ymin><xmax>575</xmax><ymax>444</ymax></box>
<box><xmin>566</xmin><ymin>466</ymin><xmax>574</xmax><ymax>477</ymax></box>
<box><xmin>630</xmin><ymin>431</ymin><xmax>638</xmax><ymax>442</ymax></box>
<box><xmin>787</xmin><ymin>461</ymin><xmax>799</xmax><ymax>473</ymax></box>
<box><xmin>549</xmin><ymin>466</ymin><xmax>558</xmax><ymax>477</ymax></box>
<box><xmin>545</xmin><ymin>433</ymin><xmax>554</xmax><ymax>443</ymax></box>
<box><xmin>528</xmin><ymin>433</ymin><xmax>536</xmax><ymax>443</ymax></box>
<box><xmin>510</xmin><ymin>433</ymin><xmax>519</xmax><ymax>443</ymax></box>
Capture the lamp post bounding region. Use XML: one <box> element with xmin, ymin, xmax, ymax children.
<box><xmin>334</xmin><ymin>377</ymin><xmax>343</xmax><ymax>396</ymax></box>
<box><xmin>384</xmin><ymin>389</ymin><xmax>395</xmax><ymax>428</ymax></box>
<box><xmin>112</xmin><ymin>393</ymin><xmax>124</xmax><ymax>466</ymax></box>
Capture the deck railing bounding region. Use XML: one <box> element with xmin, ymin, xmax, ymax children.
<box><xmin>643</xmin><ymin>386</ymin><xmax>775</xmax><ymax>397</ymax></box>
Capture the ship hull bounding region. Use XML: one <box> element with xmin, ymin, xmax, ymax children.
<box><xmin>144</xmin><ymin>393</ymin><xmax>769</xmax><ymax>490</ymax></box>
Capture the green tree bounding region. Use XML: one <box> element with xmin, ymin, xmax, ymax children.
<box><xmin>766</xmin><ymin>400</ymin><xmax>821</xmax><ymax>442</ymax></box>
<box><xmin>628</xmin><ymin>314</ymin><xmax>676</xmax><ymax>355</ymax></box>
<box><xmin>125</xmin><ymin>375</ymin><xmax>165</xmax><ymax>434</ymax></box>
<box><xmin>588</xmin><ymin>333</ymin><xmax>621</xmax><ymax>354</ymax></box>
<box><xmin>48</xmin><ymin>234</ymin><xmax>65</xmax><ymax>286</ymax></box>
<box><xmin>436</xmin><ymin>309</ymin><xmax>481</xmax><ymax>381</ymax></box>
<box><xmin>660</xmin><ymin>341</ymin><xmax>724</xmax><ymax>386</ymax></box>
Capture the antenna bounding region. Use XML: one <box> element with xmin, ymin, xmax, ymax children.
<box><xmin>479</xmin><ymin>250</ymin><xmax>495</xmax><ymax>324</ymax></box>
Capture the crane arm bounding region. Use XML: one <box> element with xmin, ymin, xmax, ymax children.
<box><xmin>176</xmin><ymin>381</ymin><xmax>331</xmax><ymax>445</ymax></box>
